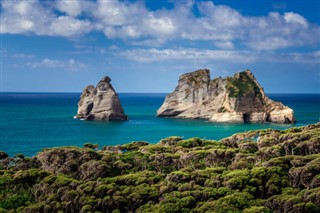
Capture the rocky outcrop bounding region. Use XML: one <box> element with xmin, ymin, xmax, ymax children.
<box><xmin>157</xmin><ymin>69</ymin><xmax>296</xmax><ymax>123</ymax></box>
<box><xmin>75</xmin><ymin>76</ymin><xmax>127</xmax><ymax>121</ymax></box>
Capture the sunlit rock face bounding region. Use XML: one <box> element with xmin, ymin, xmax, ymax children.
<box><xmin>76</xmin><ymin>76</ymin><xmax>127</xmax><ymax>121</ymax></box>
<box><xmin>157</xmin><ymin>69</ymin><xmax>296</xmax><ymax>124</ymax></box>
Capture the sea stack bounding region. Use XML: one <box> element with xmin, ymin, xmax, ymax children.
<box><xmin>157</xmin><ymin>69</ymin><xmax>296</xmax><ymax>124</ymax></box>
<box><xmin>75</xmin><ymin>76</ymin><xmax>127</xmax><ymax>121</ymax></box>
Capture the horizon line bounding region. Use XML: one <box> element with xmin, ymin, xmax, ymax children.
<box><xmin>1</xmin><ymin>91</ymin><xmax>320</xmax><ymax>95</ymax></box>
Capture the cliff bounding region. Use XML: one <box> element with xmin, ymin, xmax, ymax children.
<box><xmin>75</xmin><ymin>76</ymin><xmax>127</xmax><ymax>121</ymax></box>
<box><xmin>0</xmin><ymin>123</ymin><xmax>319</xmax><ymax>212</ymax></box>
<box><xmin>157</xmin><ymin>69</ymin><xmax>296</xmax><ymax>123</ymax></box>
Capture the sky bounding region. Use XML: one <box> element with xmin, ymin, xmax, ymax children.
<box><xmin>1</xmin><ymin>0</ymin><xmax>320</xmax><ymax>93</ymax></box>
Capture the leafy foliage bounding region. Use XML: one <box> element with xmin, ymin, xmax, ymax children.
<box><xmin>0</xmin><ymin>123</ymin><xmax>319</xmax><ymax>212</ymax></box>
<box><xmin>226</xmin><ymin>71</ymin><xmax>262</xmax><ymax>97</ymax></box>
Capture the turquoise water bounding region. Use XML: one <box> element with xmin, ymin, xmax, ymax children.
<box><xmin>1</xmin><ymin>93</ymin><xmax>319</xmax><ymax>157</ymax></box>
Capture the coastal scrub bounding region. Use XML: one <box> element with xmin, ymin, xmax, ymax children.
<box><xmin>0</xmin><ymin>123</ymin><xmax>319</xmax><ymax>212</ymax></box>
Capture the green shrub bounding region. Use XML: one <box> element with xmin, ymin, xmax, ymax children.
<box><xmin>84</xmin><ymin>143</ymin><xmax>98</xmax><ymax>150</ymax></box>
<box><xmin>226</xmin><ymin>71</ymin><xmax>262</xmax><ymax>97</ymax></box>
<box><xmin>0</xmin><ymin>188</ymin><xmax>33</xmax><ymax>210</ymax></box>
<box><xmin>243</xmin><ymin>206</ymin><xmax>271</xmax><ymax>213</ymax></box>
<box><xmin>177</xmin><ymin>138</ymin><xmax>204</xmax><ymax>148</ymax></box>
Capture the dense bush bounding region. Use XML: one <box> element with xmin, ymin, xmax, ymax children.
<box><xmin>0</xmin><ymin>123</ymin><xmax>319</xmax><ymax>212</ymax></box>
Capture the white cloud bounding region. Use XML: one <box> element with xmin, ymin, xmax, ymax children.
<box><xmin>1</xmin><ymin>0</ymin><xmax>93</xmax><ymax>37</ymax></box>
<box><xmin>55</xmin><ymin>0</ymin><xmax>82</xmax><ymax>17</ymax></box>
<box><xmin>1</xmin><ymin>50</ymin><xmax>35</xmax><ymax>59</ymax></box>
<box><xmin>283</xmin><ymin>51</ymin><xmax>320</xmax><ymax>63</ymax></box>
<box><xmin>1</xmin><ymin>0</ymin><xmax>47</xmax><ymax>34</ymax></box>
<box><xmin>26</xmin><ymin>58</ymin><xmax>87</xmax><ymax>71</ymax></box>
<box><xmin>120</xmin><ymin>48</ymin><xmax>256</xmax><ymax>63</ymax></box>
<box><xmin>284</xmin><ymin>12</ymin><xmax>308</xmax><ymax>27</ymax></box>
<box><xmin>48</xmin><ymin>16</ymin><xmax>92</xmax><ymax>37</ymax></box>
<box><xmin>70</xmin><ymin>44</ymin><xmax>108</xmax><ymax>55</ymax></box>
<box><xmin>91</xmin><ymin>0</ymin><xmax>178</xmax><ymax>40</ymax></box>
<box><xmin>1</xmin><ymin>0</ymin><xmax>319</xmax><ymax>50</ymax></box>
<box><xmin>197</xmin><ymin>1</ymin><xmax>242</xmax><ymax>28</ymax></box>
<box><xmin>120</xmin><ymin>48</ymin><xmax>320</xmax><ymax>64</ymax></box>
<box><xmin>244</xmin><ymin>11</ymin><xmax>320</xmax><ymax>50</ymax></box>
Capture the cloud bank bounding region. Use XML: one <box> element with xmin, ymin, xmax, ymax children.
<box><xmin>1</xmin><ymin>0</ymin><xmax>319</xmax><ymax>51</ymax></box>
<box><xmin>26</xmin><ymin>58</ymin><xmax>87</xmax><ymax>71</ymax></box>
<box><xmin>120</xmin><ymin>48</ymin><xmax>320</xmax><ymax>64</ymax></box>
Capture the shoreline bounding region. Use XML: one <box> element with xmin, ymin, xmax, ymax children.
<box><xmin>1</xmin><ymin>121</ymin><xmax>300</xmax><ymax>158</ymax></box>
<box><xmin>1</xmin><ymin>123</ymin><xmax>319</xmax><ymax>212</ymax></box>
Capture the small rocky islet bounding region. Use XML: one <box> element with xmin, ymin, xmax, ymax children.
<box><xmin>0</xmin><ymin>123</ymin><xmax>319</xmax><ymax>212</ymax></box>
<box><xmin>75</xmin><ymin>76</ymin><xmax>127</xmax><ymax>121</ymax></box>
<box><xmin>76</xmin><ymin>69</ymin><xmax>296</xmax><ymax>124</ymax></box>
<box><xmin>157</xmin><ymin>69</ymin><xmax>296</xmax><ymax>124</ymax></box>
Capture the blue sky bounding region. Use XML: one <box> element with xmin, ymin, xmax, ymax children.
<box><xmin>1</xmin><ymin>0</ymin><xmax>319</xmax><ymax>93</ymax></box>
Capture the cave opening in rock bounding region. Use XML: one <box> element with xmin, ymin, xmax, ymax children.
<box><xmin>243</xmin><ymin>113</ymin><xmax>251</xmax><ymax>123</ymax></box>
<box><xmin>266</xmin><ymin>114</ymin><xmax>271</xmax><ymax>122</ymax></box>
<box><xmin>86</xmin><ymin>103</ymin><xmax>94</xmax><ymax>115</ymax></box>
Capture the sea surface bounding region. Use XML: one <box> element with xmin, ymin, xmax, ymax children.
<box><xmin>1</xmin><ymin>93</ymin><xmax>319</xmax><ymax>157</ymax></box>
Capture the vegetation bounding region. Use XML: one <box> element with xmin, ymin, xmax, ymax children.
<box><xmin>217</xmin><ymin>107</ymin><xmax>227</xmax><ymax>113</ymax></box>
<box><xmin>226</xmin><ymin>70</ymin><xmax>262</xmax><ymax>98</ymax></box>
<box><xmin>0</xmin><ymin>123</ymin><xmax>319</xmax><ymax>212</ymax></box>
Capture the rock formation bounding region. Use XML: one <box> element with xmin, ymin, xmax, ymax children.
<box><xmin>157</xmin><ymin>69</ymin><xmax>296</xmax><ymax>123</ymax></box>
<box><xmin>75</xmin><ymin>76</ymin><xmax>127</xmax><ymax>121</ymax></box>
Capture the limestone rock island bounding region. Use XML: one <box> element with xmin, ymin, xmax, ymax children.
<box><xmin>75</xmin><ymin>76</ymin><xmax>127</xmax><ymax>121</ymax></box>
<box><xmin>157</xmin><ymin>69</ymin><xmax>296</xmax><ymax>123</ymax></box>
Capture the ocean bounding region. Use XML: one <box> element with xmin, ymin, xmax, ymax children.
<box><xmin>1</xmin><ymin>93</ymin><xmax>319</xmax><ymax>157</ymax></box>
